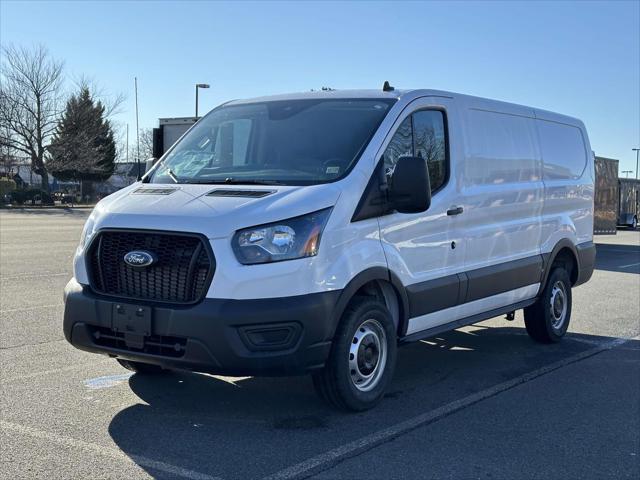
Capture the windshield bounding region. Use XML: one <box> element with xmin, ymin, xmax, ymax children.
<box><xmin>149</xmin><ymin>98</ymin><xmax>394</xmax><ymax>185</ymax></box>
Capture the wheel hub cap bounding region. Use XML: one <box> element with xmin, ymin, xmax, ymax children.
<box><xmin>549</xmin><ymin>281</ymin><xmax>567</xmax><ymax>330</ymax></box>
<box><xmin>349</xmin><ymin>319</ymin><xmax>387</xmax><ymax>392</ymax></box>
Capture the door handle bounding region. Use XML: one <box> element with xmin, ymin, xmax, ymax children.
<box><xmin>447</xmin><ymin>206</ymin><xmax>464</xmax><ymax>216</ymax></box>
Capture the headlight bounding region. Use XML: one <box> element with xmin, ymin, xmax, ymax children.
<box><xmin>232</xmin><ymin>208</ymin><xmax>332</xmax><ymax>264</ymax></box>
<box><xmin>78</xmin><ymin>215</ymin><xmax>97</xmax><ymax>250</ymax></box>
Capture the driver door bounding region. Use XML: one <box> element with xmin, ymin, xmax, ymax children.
<box><xmin>377</xmin><ymin>97</ymin><xmax>466</xmax><ymax>335</ymax></box>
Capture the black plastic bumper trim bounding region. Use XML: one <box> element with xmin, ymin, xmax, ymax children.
<box><xmin>63</xmin><ymin>279</ymin><xmax>340</xmax><ymax>376</ymax></box>
<box><xmin>575</xmin><ymin>241</ymin><xmax>596</xmax><ymax>287</ymax></box>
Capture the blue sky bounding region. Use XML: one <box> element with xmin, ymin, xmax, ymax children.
<box><xmin>2</xmin><ymin>0</ymin><xmax>639</xmax><ymax>173</ymax></box>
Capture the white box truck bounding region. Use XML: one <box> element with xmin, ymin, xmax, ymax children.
<box><xmin>64</xmin><ymin>86</ymin><xmax>595</xmax><ymax>411</ymax></box>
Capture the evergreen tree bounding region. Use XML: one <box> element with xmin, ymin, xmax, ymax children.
<box><xmin>48</xmin><ymin>87</ymin><xmax>116</xmax><ymax>183</ymax></box>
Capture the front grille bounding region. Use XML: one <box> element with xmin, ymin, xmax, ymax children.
<box><xmin>89</xmin><ymin>326</ymin><xmax>187</xmax><ymax>357</ymax></box>
<box><xmin>88</xmin><ymin>230</ymin><xmax>214</xmax><ymax>303</ymax></box>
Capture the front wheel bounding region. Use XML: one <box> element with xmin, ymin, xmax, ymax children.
<box><xmin>312</xmin><ymin>298</ymin><xmax>397</xmax><ymax>411</ymax></box>
<box><xmin>524</xmin><ymin>267</ymin><xmax>572</xmax><ymax>343</ymax></box>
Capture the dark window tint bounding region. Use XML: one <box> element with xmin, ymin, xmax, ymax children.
<box><xmin>382</xmin><ymin>110</ymin><xmax>448</xmax><ymax>192</ymax></box>
<box><xmin>413</xmin><ymin>110</ymin><xmax>447</xmax><ymax>191</ymax></box>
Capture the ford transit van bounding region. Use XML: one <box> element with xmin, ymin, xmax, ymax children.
<box><xmin>63</xmin><ymin>87</ymin><xmax>596</xmax><ymax>411</ymax></box>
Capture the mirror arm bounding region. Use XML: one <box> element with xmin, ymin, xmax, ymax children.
<box><xmin>378</xmin><ymin>158</ymin><xmax>389</xmax><ymax>194</ymax></box>
<box><xmin>376</xmin><ymin>158</ymin><xmax>392</xmax><ymax>209</ymax></box>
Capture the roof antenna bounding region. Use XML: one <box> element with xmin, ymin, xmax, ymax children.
<box><xmin>382</xmin><ymin>81</ymin><xmax>394</xmax><ymax>92</ymax></box>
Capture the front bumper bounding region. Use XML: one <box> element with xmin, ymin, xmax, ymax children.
<box><xmin>63</xmin><ymin>278</ymin><xmax>341</xmax><ymax>376</ymax></box>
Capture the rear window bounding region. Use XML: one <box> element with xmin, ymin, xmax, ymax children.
<box><xmin>537</xmin><ymin>120</ymin><xmax>587</xmax><ymax>180</ymax></box>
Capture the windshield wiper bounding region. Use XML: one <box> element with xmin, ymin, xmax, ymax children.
<box><xmin>222</xmin><ymin>178</ymin><xmax>285</xmax><ymax>186</ymax></box>
<box><xmin>185</xmin><ymin>178</ymin><xmax>285</xmax><ymax>186</ymax></box>
<box><xmin>165</xmin><ymin>168</ymin><xmax>180</xmax><ymax>183</ymax></box>
<box><xmin>151</xmin><ymin>158</ymin><xmax>181</xmax><ymax>183</ymax></box>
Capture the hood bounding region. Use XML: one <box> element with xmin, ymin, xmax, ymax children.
<box><xmin>91</xmin><ymin>182</ymin><xmax>342</xmax><ymax>239</ymax></box>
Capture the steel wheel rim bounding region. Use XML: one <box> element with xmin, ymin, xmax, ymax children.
<box><xmin>349</xmin><ymin>319</ymin><xmax>387</xmax><ymax>392</ymax></box>
<box><xmin>549</xmin><ymin>281</ymin><xmax>568</xmax><ymax>330</ymax></box>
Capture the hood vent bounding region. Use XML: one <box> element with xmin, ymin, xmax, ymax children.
<box><xmin>206</xmin><ymin>189</ymin><xmax>275</xmax><ymax>198</ymax></box>
<box><xmin>132</xmin><ymin>187</ymin><xmax>178</xmax><ymax>195</ymax></box>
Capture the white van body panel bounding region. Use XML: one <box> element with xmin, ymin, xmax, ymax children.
<box><xmin>378</xmin><ymin>95</ymin><xmax>467</xmax><ymax>287</ymax></box>
<box><xmin>73</xmin><ymin>87</ymin><xmax>594</xmax><ymax>327</ymax></box>
<box><xmin>64</xmin><ymin>87</ymin><xmax>596</xmax><ymax>386</ymax></box>
<box><xmin>459</xmin><ymin>101</ymin><xmax>544</xmax><ymax>271</ymax></box>
<box><xmin>535</xmin><ymin>111</ymin><xmax>594</xmax><ymax>254</ymax></box>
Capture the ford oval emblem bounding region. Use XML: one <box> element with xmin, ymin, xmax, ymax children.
<box><xmin>123</xmin><ymin>250</ymin><xmax>156</xmax><ymax>268</ymax></box>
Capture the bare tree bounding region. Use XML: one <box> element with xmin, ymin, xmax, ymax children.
<box><xmin>0</xmin><ymin>44</ymin><xmax>64</xmax><ymax>192</ymax></box>
<box><xmin>138</xmin><ymin>127</ymin><xmax>154</xmax><ymax>162</ymax></box>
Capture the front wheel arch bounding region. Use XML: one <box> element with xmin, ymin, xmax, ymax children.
<box><xmin>332</xmin><ymin>268</ymin><xmax>409</xmax><ymax>338</ymax></box>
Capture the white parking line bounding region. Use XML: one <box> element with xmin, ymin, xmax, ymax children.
<box><xmin>1</xmin><ymin>359</ymin><xmax>114</xmax><ymax>384</ymax></box>
<box><xmin>0</xmin><ymin>303</ymin><xmax>63</xmax><ymax>314</ymax></box>
<box><xmin>0</xmin><ymin>420</ymin><xmax>221</xmax><ymax>480</ymax></box>
<box><xmin>1</xmin><ymin>272</ymin><xmax>69</xmax><ymax>280</ymax></box>
<box><xmin>263</xmin><ymin>335</ymin><xmax>637</xmax><ymax>480</ymax></box>
<box><xmin>84</xmin><ymin>373</ymin><xmax>133</xmax><ymax>389</ymax></box>
<box><xmin>619</xmin><ymin>262</ymin><xmax>640</xmax><ymax>269</ymax></box>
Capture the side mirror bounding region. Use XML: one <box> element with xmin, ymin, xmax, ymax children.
<box><xmin>390</xmin><ymin>156</ymin><xmax>431</xmax><ymax>213</ymax></box>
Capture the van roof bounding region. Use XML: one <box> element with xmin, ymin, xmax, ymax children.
<box><xmin>228</xmin><ymin>88</ymin><xmax>584</xmax><ymax>126</ymax></box>
<box><xmin>228</xmin><ymin>89</ymin><xmax>409</xmax><ymax>104</ymax></box>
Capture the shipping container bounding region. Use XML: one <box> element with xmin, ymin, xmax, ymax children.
<box><xmin>594</xmin><ymin>156</ymin><xmax>619</xmax><ymax>234</ymax></box>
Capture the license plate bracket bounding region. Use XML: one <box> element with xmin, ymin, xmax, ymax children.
<box><xmin>111</xmin><ymin>303</ymin><xmax>152</xmax><ymax>349</ymax></box>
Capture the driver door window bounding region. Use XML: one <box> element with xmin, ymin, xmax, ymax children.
<box><xmin>383</xmin><ymin>110</ymin><xmax>448</xmax><ymax>192</ymax></box>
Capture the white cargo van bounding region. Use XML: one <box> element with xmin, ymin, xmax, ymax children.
<box><xmin>63</xmin><ymin>86</ymin><xmax>595</xmax><ymax>411</ymax></box>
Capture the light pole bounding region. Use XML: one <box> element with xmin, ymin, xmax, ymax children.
<box><xmin>622</xmin><ymin>170</ymin><xmax>633</xmax><ymax>178</ymax></box>
<box><xmin>195</xmin><ymin>83</ymin><xmax>210</xmax><ymax>118</ymax></box>
<box><xmin>633</xmin><ymin>148</ymin><xmax>639</xmax><ymax>179</ymax></box>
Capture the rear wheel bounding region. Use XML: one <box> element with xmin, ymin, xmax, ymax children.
<box><xmin>312</xmin><ymin>298</ymin><xmax>397</xmax><ymax>411</ymax></box>
<box><xmin>524</xmin><ymin>267</ymin><xmax>572</xmax><ymax>343</ymax></box>
<box><xmin>117</xmin><ymin>359</ymin><xmax>167</xmax><ymax>374</ymax></box>
<box><xmin>632</xmin><ymin>216</ymin><xmax>638</xmax><ymax>230</ymax></box>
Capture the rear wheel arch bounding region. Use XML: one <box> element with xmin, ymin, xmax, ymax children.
<box><xmin>542</xmin><ymin>240</ymin><xmax>580</xmax><ymax>289</ymax></box>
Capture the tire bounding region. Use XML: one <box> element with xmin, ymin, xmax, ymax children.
<box><xmin>524</xmin><ymin>267</ymin><xmax>572</xmax><ymax>343</ymax></box>
<box><xmin>632</xmin><ymin>216</ymin><xmax>638</xmax><ymax>230</ymax></box>
<box><xmin>312</xmin><ymin>297</ymin><xmax>397</xmax><ymax>411</ymax></box>
<box><xmin>117</xmin><ymin>359</ymin><xmax>167</xmax><ymax>374</ymax></box>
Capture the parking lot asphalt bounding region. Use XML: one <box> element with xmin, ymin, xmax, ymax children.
<box><xmin>1</xmin><ymin>209</ymin><xmax>638</xmax><ymax>480</ymax></box>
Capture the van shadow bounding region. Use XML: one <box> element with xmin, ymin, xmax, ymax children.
<box><xmin>107</xmin><ymin>326</ymin><xmax>619</xmax><ymax>479</ymax></box>
<box><xmin>595</xmin><ymin>243</ymin><xmax>640</xmax><ymax>274</ymax></box>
